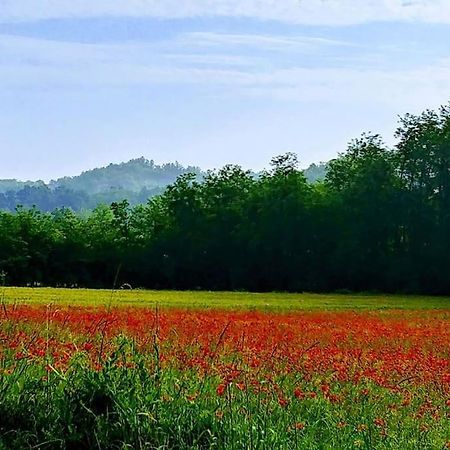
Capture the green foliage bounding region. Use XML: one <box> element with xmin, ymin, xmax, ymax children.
<box><xmin>1</xmin><ymin>103</ymin><xmax>450</xmax><ymax>293</ymax></box>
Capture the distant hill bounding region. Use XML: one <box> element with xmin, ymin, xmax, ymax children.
<box><xmin>0</xmin><ymin>179</ymin><xmax>46</xmax><ymax>193</ymax></box>
<box><xmin>0</xmin><ymin>158</ymin><xmax>202</xmax><ymax>212</ymax></box>
<box><xmin>0</xmin><ymin>157</ymin><xmax>327</xmax><ymax>212</ymax></box>
<box><xmin>303</xmin><ymin>162</ymin><xmax>328</xmax><ymax>183</ymax></box>
<box><xmin>49</xmin><ymin>157</ymin><xmax>202</xmax><ymax>194</ymax></box>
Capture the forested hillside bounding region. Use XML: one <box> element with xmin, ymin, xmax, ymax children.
<box><xmin>48</xmin><ymin>157</ymin><xmax>202</xmax><ymax>194</ymax></box>
<box><xmin>0</xmin><ymin>180</ymin><xmax>46</xmax><ymax>193</ymax></box>
<box><xmin>0</xmin><ymin>158</ymin><xmax>325</xmax><ymax>212</ymax></box>
<box><xmin>303</xmin><ymin>162</ymin><xmax>327</xmax><ymax>183</ymax></box>
<box><xmin>1</xmin><ymin>104</ymin><xmax>449</xmax><ymax>293</ymax></box>
<box><xmin>0</xmin><ymin>158</ymin><xmax>202</xmax><ymax>211</ymax></box>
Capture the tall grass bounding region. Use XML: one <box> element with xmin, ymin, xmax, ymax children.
<box><xmin>0</xmin><ymin>336</ymin><xmax>448</xmax><ymax>449</ymax></box>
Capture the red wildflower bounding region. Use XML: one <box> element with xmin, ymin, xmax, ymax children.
<box><xmin>293</xmin><ymin>388</ymin><xmax>305</xmax><ymax>399</ymax></box>
<box><xmin>216</xmin><ymin>383</ymin><xmax>226</xmax><ymax>396</ymax></box>
<box><xmin>373</xmin><ymin>417</ymin><xmax>386</xmax><ymax>427</ymax></box>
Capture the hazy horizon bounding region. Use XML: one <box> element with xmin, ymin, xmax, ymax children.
<box><xmin>0</xmin><ymin>155</ymin><xmax>329</xmax><ymax>185</ymax></box>
<box><xmin>1</xmin><ymin>1</ymin><xmax>450</xmax><ymax>181</ymax></box>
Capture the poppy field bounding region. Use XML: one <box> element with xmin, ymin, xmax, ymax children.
<box><xmin>0</xmin><ymin>289</ymin><xmax>449</xmax><ymax>449</ymax></box>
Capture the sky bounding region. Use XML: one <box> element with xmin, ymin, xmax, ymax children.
<box><xmin>0</xmin><ymin>1</ymin><xmax>450</xmax><ymax>181</ymax></box>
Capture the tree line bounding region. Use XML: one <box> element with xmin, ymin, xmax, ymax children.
<box><xmin>1</xmin><ymin>104</ymin><xmax>449</xmax><ymax>294</ymax></box>
<box><xmin>0</xmin><ymin>184</ymin><xmax>164</xmax><ymax>212</ymax></box>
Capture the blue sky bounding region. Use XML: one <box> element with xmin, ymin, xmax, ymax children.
<box><xmin>1</xmin><ymin>1</ymin><xmax>450</xmax><ymax>181</ymax></box>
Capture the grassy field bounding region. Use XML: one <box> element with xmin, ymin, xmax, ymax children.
<box><xmin>0</xmin><ymin>289</ymin><xmax>449</xmax><ymax>449</ymax></box>
<box><xmin>2</xmin><ymin>286</ymin><xmax>450</xmax><ymax>310</ymax></box>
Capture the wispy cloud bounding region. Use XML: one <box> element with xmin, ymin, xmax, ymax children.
<box><xmin>1</xmin><ymin>0</ymin><xmax>450</xmax><ymax>25</ymax></box>
<box><xmin>238</xmin><ymin>64</ymin><xmax>450</xmax><ymax>111</ymax></box>
<box><xmin>1</xmin><ymin>32</ymin><xmax>450</xmax><ymax>114</ymax></box>
<box><xmin>176</xmin><ymin>32</ymin><xmax>352</xmax><ymax>50</ymax></box>
<box><xmin>163</xmin><ymin>53</ymin><xmax>260</xmax><ymax>68</ymax></box>
<box><xmin>0</xmin><ymin>31</ymin><xmax>348</xmax><ymax>70</ymax></box>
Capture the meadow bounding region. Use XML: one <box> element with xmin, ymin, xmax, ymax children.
<box><xmin>3</xmin><ymin>287</ymin><xmax>450</xmax><ymax>310</ymax></box>
<box><xmin>0</xmin><ymin>288</ymin><xmax>449</xmax><ymax>449</ymax></box>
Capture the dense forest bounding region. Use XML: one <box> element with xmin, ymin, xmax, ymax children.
<box><xmin>1</xmin><ymin>105</ymin><xmax>449</xmax><ymax>294</ymax></box>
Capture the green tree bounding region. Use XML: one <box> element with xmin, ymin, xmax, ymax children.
<box><xmin>326</xmin><ymin>135</ymin><xmax>402</xmax><ymax>290</ymax></box>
